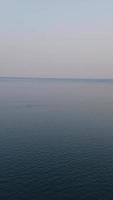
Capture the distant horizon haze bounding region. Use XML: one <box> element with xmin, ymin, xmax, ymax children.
<box><xmin>0</xmin><ymin>76</ymin><xmax>113</xmax><ymax>81</ymax></box>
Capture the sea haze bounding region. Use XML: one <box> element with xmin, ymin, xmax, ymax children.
<box><xmin>0</xmin><ymin>78</ymin><xmax>113</xmax><ymax>200</ymax></box>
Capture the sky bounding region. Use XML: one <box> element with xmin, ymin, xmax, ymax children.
<box><xmin>0</xmin><ymin>0</ymin><xmax>113</xmax><ymax>78</ymax></box>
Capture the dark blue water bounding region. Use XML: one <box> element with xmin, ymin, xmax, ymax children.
<box><xmin>0</xmin><ymin>78</ymin><xmax>113</xmax><ymax>200</ymax></box>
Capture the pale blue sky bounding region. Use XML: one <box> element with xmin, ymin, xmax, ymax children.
<box><xmin>0</xmin><ymin>0</ymin><xmax>113</xmax><ymax>78</ymax></box>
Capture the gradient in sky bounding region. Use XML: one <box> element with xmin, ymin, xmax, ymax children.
<box><xmin>0</xmin><ymin>0</ymin><xmax>113</xmax><ymax>78</ymax></box>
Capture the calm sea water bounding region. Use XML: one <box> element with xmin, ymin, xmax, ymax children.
<box><xmin>0</xmin><ymin>78</ymin><xmax>113</xmax><ymax>200</ymax></box>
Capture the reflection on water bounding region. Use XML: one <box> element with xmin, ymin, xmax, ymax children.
<box><xmin>0</xmin><ymin>78</ymin><xmax>113</xmax><ymax>200</ymax></box>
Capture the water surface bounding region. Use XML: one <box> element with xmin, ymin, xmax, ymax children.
<box><xmin>0</xmin><ymin>78</ymin><xmax>113</xmax><ymax>200</ymax></box>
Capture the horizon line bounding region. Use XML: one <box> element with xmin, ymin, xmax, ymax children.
<box><xmin>0</xmin><ymin>76</ymin><xmax>113</xmax><ymax>81</ymax></box>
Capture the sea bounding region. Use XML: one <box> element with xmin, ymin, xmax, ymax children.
<box><xmin>0</xmin><ymin>77</ymin><xmax>113</xmax><ymax>200</ymax></box>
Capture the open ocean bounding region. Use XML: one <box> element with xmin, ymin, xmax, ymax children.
<box><xmin>0</xmin><ymin>77</ymin><xmax>113</xmax><ymax>200</ymax></box>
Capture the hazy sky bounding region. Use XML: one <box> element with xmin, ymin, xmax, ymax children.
<box><xmin>0</xmin><ymin>0</ymin><xmax>113</xmax><ymax>78</ymax></box>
